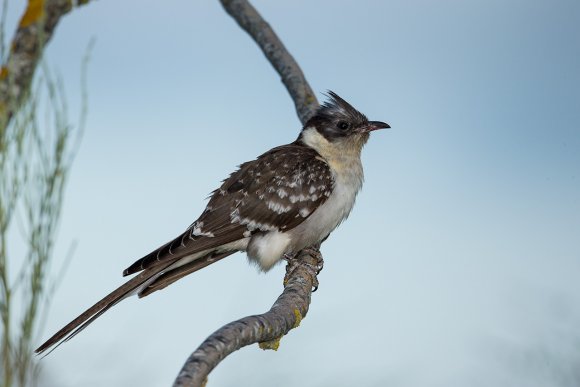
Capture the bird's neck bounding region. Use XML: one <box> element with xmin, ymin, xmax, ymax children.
<box><xmin>299</xmin><ymin>127</ymin><xmax>365</xmax><ymax>184</ymax></box>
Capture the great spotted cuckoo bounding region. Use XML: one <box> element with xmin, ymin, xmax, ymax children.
<box><xmin>36</xmin><ymin>91</ymin><xmax>389</xmax><ymax>354</ymax></box>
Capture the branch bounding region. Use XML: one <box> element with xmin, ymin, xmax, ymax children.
<box><xmin>220</xmin><ymin>0</ymin><xmax>318</xmax><ymax>125</ymax></box>
<box><xmin>173</xmin><ymin>1</ymin><xmax>324</xmax><ymax>385</ymax></box>
<box><xmin>0</xmin><ymin>0</ymin><xmax>90</xmax><ymax>132</ymax></box>
<box><xmin>174</xmin><ymin>246</ymin><xmax>323</xmax><ymax>387</ymax></box>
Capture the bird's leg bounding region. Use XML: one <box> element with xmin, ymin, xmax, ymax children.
<box><xmin>283</xmin><ymin>246</ymin><xmax>324</xmax><ymax>291</ymax></box>
<box><xmin>282</xmin><ymin>252</ymin><xmax>297</xmax><ymax>262</ymax></box>
<box><xmin>301</xmin><ymin>246</ymin><xmax>324</xmax><ymax>274</ymax></box>
<box><xmin>283</xmin><ymin>252</ymin><xmax>300</xmax><ymax>285</ymax></box>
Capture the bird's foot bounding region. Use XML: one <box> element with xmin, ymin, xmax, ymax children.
<box><xmin>301</xmin><ymin>246</ymin><xmax>324</xmax><ymax>275</ymax></box>
<box><xmin>283</xmin><ymin>247</ymin><xmax>324</xmax><ymax>291</ymax></box>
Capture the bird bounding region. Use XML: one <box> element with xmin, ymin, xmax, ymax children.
<box><xmin>35</xmin><ymin>91</ymin><xmax>390</xmax><ymax>355</ymax></box>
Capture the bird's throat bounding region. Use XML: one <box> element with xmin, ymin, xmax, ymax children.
<box><xmin>301</xmin><ymin>127</ymin><xmax>366</xmax><ymax>175</ymax></box>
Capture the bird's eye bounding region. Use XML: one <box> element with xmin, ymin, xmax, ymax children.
<box><xmin>337</xmin><ymin>121</ymin><xmax>350</xmax><ymax>130</ymax></box>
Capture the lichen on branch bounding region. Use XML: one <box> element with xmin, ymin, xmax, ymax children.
<box><xmin>0</xmin><ymin>0</ymin><xmax>90</xmax><ymax>133</ymax></box>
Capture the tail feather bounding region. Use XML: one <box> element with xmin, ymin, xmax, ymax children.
<box><xmin>36</xmin><ymin>249</ymin><xmax>239</xmax><ymax>355</ymax></box>
<box><xmin>138</xmin><ymin>251</ymin><xmax>235</xmax><ymax>298</ymax></box>
<box><xmin>35</xmin><ymin>260</ymin><xmax>175</xmax><ymax>355</ymax></box>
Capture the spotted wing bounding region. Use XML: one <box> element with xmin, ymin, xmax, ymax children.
<box><xmin>123</xmin><ymin>143</ymin><xmax>334</xmax><ymax>276</ymax></box>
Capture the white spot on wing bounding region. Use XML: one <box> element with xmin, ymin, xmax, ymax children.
<box><xmin>230</xmin><ymin>208</ymin><xmax>278</xmax><ymax>231</ymax></box>
<box><xmin>289</xmin><ymin>193</ymin><xmax>317</xmax><ymax>203</ymax></box>
<box><xmin>267</xmin><ymin>201</ymin><xmax>292</xmax><ymax>214</ymax></box>
<box><xmin>191</xmin><ymin>221</ymin><xmax>215</xmax><ymax>237</ymax></box>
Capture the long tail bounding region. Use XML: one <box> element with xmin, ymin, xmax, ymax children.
<box><xmin>35</xmin><ymin>250</ymin><xmax>235</xmax><ymax>355</ymax></box>
<box><xmin>35</xmin><ymin>260</ymin><xmax>176</xmax><ymax>355</ymax></box>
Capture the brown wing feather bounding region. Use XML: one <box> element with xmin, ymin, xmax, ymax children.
<box><xmin>137</xmin><ymin>250</ymin><xmax>236</xmax><ymax>298</ymax></box>
<box><xmin>124</xmin><ymin>142</ymin><xmax>334</xmax><ymax>276</ymax></box>
<box><xmin>122</xmin><ymin>223</ymin><xmax>244</xmax><ymax>276</ymax></box>
<box><xmin>229</xmin><ymin>145</ymin><xmax>333</xmax><ymax>231</ymax></box>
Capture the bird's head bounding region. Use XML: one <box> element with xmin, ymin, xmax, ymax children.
<box><xmin>300</xmin><ymin>91</ymin><xmax>389</xmax><ymax>155</ymax></box>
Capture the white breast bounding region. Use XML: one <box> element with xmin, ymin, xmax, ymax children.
<box><xmin>288</xmin><ymin>127</ymin><xmax>365</xmax><ymax>251</ymax></box>
<box><xmin>288</xmin><ymin>162</ymin><xmax>363</xmax><ymax>251</ymax></box>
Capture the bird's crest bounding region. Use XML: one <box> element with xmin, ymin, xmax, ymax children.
<box><xmin>303</xmin><ymin>91</ymin><xmax>368</xmax><ymax>131</ymax></box>
<box><xmin>317</xmin><ymin>91</ymin><xmax>367</xmax><ymax>123</ymax></box>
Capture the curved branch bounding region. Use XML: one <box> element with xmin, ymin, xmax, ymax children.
<box><xmin>175</xmin><ymin>1</ymin><xmax>323</xmax><ymax>385</ymax></box>
<box><xmin>220</xmin><ymin>0</ymin><xmax>318</xmax><ymax>124</ymax></box>
<box><xmin>173</xmin><ymin>246</ymin><xmax>322</xmax><ymax>387</ymax></box>
<box><xmin>0</xmin><ymin>0</ymin><xmax>90</xmax><ymax>132</ymax></box>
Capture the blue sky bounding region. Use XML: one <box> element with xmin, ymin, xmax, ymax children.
<box><xmin>4</xmin><ymin>0</ymin><xmax>580</xmax><ymax>386</ymax></box>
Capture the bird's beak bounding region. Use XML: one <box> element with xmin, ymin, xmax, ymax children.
<box><xmin>364</xmin><ymin>121</ymin><xmax>391</xmax><ymax>132</ymax></box>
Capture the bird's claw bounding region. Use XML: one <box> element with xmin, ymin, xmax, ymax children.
<box><xmin>283</xmin><ymin>247</ymin><xmax>324</xmax><ymax>291</ymax></box>
<box><xmin>302</xmin><ymin>247</ymin><xmax>324</xmax><ymax>275</ymax></box>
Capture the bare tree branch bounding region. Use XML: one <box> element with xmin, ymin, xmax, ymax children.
<box><xmin>220</xmin><ymin>0</ymin><xmax>318</xmax><ymax>125</ymax></box>
<box><xmin>174</xmin><ymin>246</ymin><xmax>323</xmax><ymax>387</ymax></box>
<box><xmin>0</xmin><ymin>0</ymin><xmax>90</xmax><ymax>132</ymax></box>
<box><xmin>173</xmin><ymin>2</ymin><xmax>324</xmax><ymax>385</ymax></box>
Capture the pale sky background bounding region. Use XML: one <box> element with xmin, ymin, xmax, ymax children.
<box><xmin>4</xmin><ymin>0</ymin><xmax>580</xmax><ymax>386</ymax></box>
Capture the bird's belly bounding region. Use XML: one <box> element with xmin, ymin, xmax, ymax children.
<box><xmin>247</xmin><ymin>231</ymin><xmax>291</xmax><ymax>271</ymax></box>
<box><xmin>288</xmin><ymin>179</ymin><xmax>360</xmax><ymax>251</ymax></box>
<box><xmin>245</xmin><ymin>181</ymin><xmax>359</xmax><ymax>271</ymax></box>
